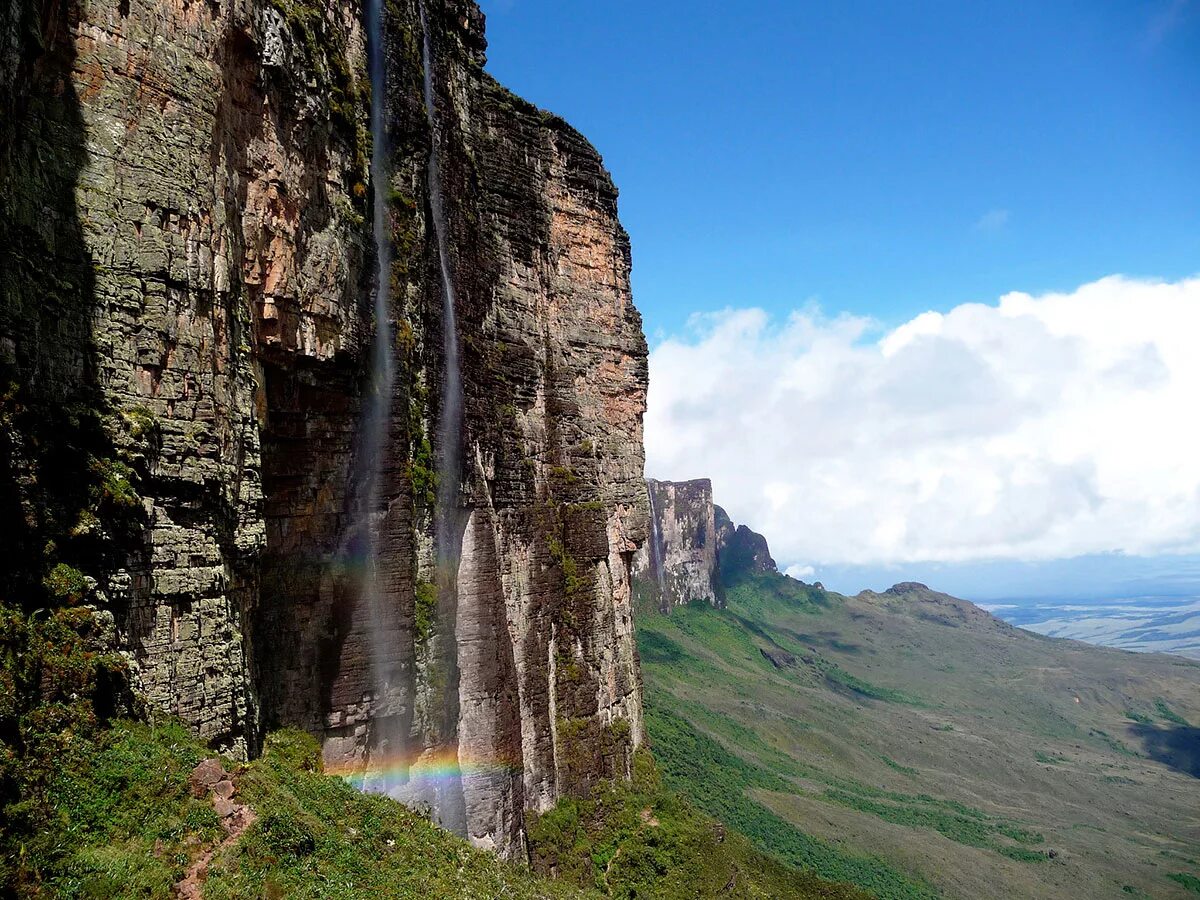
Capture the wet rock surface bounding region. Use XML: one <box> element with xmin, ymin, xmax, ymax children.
<box><xmin>3</xmin><ymin>0</ymin><xmax>648</xmax><ymax>860</ymax></box>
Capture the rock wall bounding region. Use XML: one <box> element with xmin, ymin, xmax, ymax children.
<box><xmin>1</xmin><ymin>0</ymin><xmax>647</xmax><ymax>860</ymax></box>
<box><xmin>715</xmin><ymin>504</ymin><xmax>778</xmax><ymax>580</ymax></box>
<box><xmin>634</xmin><ymin>482</ymin><xmax>781</xmax><ymax>609</ymax></box>
<box><xmin>3</xmin><ymin>0</ymin><xmax>374</xmax><ymax>756</ymax></box>
<box><xmin>633</xmin><ymin>478</ymin><xmax>723</xmax><ymax>611</ymax></box>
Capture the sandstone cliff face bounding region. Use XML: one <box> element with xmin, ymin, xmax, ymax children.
<box><xmin>634</xmin><ymin>483</ymin><xmax>780</xmax><ymax>609</ymax></box>
<box><xmin>1</xmin><ymin>0</ymin><xmax>647</xmax><ymax>859</ymax></box>
<box><xmin>633</xmin><ymin>478</ymin><xmax>723</xmax><ymax>611</ymax></box>
<box><xmin>4</xmin><ymin>0</ymin><xmax>373</xmax><ymax>755</ymax></box>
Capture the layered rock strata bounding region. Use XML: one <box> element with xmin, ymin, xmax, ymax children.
<box><xmin>1</xmin><ymin>0</ymin><xmax>647</xmax><ymax>859</ymax></box>
<box><xmin>634</xmin><ymin>481</ymin><xmax>781</xmax><ymax>609</ymax></box>
<box><xmin>715</xmin><ymin>503</ymin><xmax>778</xmax><ymax>579</ymax></box>
<box><xmin>633</xmin><ymin>478</ymin><xmax>724</xmax><ymax>611</ymax></box>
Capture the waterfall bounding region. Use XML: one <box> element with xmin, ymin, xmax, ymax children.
<box><xmin>647</xmin><ymin>480</ymin><xmax>665</xmax><ymax>592</ymax></box>
<box><xmin>356</xmin><ymin>0</ymin><xmax>402</xmax><ymax>795</ymax></box>
<box><xmin>420</xmin><ymin>0</ymin><xmax>467</xmax><ymax>835</ymax></box>
<box><xmin>419</xmin><ymin>4</ymin><xmax>463</xmax><ymax>543</ymax></box>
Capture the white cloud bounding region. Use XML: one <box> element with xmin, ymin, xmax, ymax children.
<box><xmin>973</xmin><ymin>208</ymin><xmax>1010</xmax><ymax>232</ymax></box>
<box><xmin>645</xmin><ymin>275</ymin><xmax>1200</xmax><ymax>568</ymax></box>
<box><xmin>785</xmin><ymin>563</ymin><xmax>816</xmax><ymax>580</ymax></box>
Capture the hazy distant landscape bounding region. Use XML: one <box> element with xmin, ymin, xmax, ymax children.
<box><xmin>985</xmin><ymin>597</ymin><xmax>1200</xmax><ymax>661</ymax></box>
<box><xmin>636</xmin><ymin>562</ymin><xmax>1200</xmax><ymax>899</ymax></box>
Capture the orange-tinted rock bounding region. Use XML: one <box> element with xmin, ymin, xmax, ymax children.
<box><xmin>2</xmin><ymin>0</ymin><xmax>648</xmax><ymax>861</ymax></box>
<box><xmin>188</xmin><ymin>758</ymin><xmax>229</xmax><ymax>798</ymax></box>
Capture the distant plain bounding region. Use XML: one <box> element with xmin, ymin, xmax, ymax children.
<box><xmin>987</xmin><ymin>597</ymin><xmax>1200</xmax><ymax>661</ymax></box>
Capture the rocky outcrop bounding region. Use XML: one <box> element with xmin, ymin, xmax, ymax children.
<box><xmin>633</xmin><ymin>478</ymin><xmax>723</xmax><ymax>611</ymax></box>
<box><xmin>859</xmin><ymin>582</ymin><xmax>1014</xmax><ymax>632</ymax></box>
<box><xmin>4</xmin><ymin>0</ymin><xmax>373</xmax><ymax>755</ymax></box>
<box><xmin>1</xmin><ymin>0</ymin><xmax>646</xmax><ymax>860</ymax></box>
<box><xmin>715</xmin><ymin>504</ymin><xmax>777</xmax><ymax>580</ymax></box>
<box><xmin>633</xmin><ymin>481</ymin><xmax>784</xmax><ymax>610</ymax></box>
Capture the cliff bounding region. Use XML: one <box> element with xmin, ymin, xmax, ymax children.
<box><xmin>632</xmin><ymin>478</ymin><xmax>723</xmax><ymax>611</ymax></box>
<box><xmin>1</xmin><ymin>0</ymin><xmax>647</xmax><ymax>859</ymax></box>
<box><xmin>633</xmin><ymin>480</ymin><xmax>776</xmax><ymax>610</ymax></box>
<box><xmin>715</xmin><ymin>504</ymin><xmax>778</xmax><ymax>580</ymax></box>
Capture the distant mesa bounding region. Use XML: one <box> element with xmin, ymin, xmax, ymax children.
<box><xmin>634</xmin><ymin>478</ymin><xmax>725</xmax><ymax>612</ymax></box>
<box><xmin>637</xmin><ymin>479</ymin><xmax>1016</xmax><ymax>636</ymax></box>
<box><xmin>715</xmin><ymin>504</ymin><xmax>777</xmax><ymax>579</ymax></box>
<box><xmin>635</xmin><ymin>478</ymin><xmax>776</xmax><ymax>612</ymax></box>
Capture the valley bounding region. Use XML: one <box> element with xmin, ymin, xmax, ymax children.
<box><xmin>634</xmin><ymin>484</ymin><xmax>1200</xmax><ymax>899</ymax></box>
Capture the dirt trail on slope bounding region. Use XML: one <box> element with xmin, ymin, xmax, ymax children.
<box><xmin>175</xmin><ymin>759</ymin><xmax>256</xmax><ymax>899</ymax></box>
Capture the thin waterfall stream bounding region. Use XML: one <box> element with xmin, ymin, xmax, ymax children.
<box><xmin>420</xmin><ymin>0</ymin><xmax>467</xmax><ymax>833</ymax></box>
<box><xmin>358</xmin><ymin>0</ymin><xmax>401</xmax><ymax>793</ymax></box>
<box><xmin>647</xmin><ymin>481</ymin><xmax>665</xmax><ymax>593</ymax></box>
<box><xmin>354</xmin><ymin>0</ymin><xmax>465</xmax><ymax>833</ymax></box>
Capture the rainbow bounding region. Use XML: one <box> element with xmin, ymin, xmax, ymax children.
<box><xmin>332</xmin><ymin>747</ymin><xmax>520</xmax><ymax>792</ymax></box>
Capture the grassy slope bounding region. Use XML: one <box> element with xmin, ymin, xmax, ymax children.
<box><xmin>0</xmin><ymin>595</ymin><xmax>863</xmax><ymax>899</ymax></box>
<box><xmin>2</xmin><ymin>719</ymin><xmax>586</xmax><ymax>899</ymax></box>
<box><xmin>636</xmin><ymin>573</ymin><xmax>1200</xmax><ymax>900</ymax></box>
<box><xmin>526</xmin><ymin>748</ymin><xmax>869</xmax><ymax>900</ymax></box>
<box><xmin>1</xmin><ymin>708</ymin><xmax>866</xmax><ymax>899</ymax></box>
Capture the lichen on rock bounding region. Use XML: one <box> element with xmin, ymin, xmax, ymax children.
<box><xmin>1</xmin><ymin>0</ymin><xmax>649</xmax><ymax>860</ymax></box>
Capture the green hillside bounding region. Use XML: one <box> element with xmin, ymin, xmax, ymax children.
<box><xmin>636</xmin><ymin>571</ymin><xmax>1200</xmax><ymax>899</ymax></box>
<box><xmin>0</xmin><ymin>602</ymin><xmax>864</xmax><ymax>899</ymax></box>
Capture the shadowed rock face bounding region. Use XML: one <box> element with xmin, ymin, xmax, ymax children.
<box><xmin>1</xmin><ymin>0</ymin><xmax>647</xmax><ymax>859</ymax></box>
<box><xmin>714</xmin><ymin>505</ymin><xmax>777</xmax><ymax>580</ymax></box>
<box><xmin>633</xmin><ymin>478</ymin><xmax>724</xmax><ymax>611</ymax></box>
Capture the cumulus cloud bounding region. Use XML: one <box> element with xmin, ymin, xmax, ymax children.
<box><xmin>645</xmin><ymin>276</ymin><xmax>1200</xmax><ymax>569</ymax></box>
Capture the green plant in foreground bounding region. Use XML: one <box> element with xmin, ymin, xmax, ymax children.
<box><xmin>8</xmin><ymin>721</ymin><xmax>587</xmax><ymax>900</ymax></box>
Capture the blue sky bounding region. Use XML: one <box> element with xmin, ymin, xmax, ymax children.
<box><xmin>479</xmin><ymin>1</ymin><xmax>1200</xmax><ymax>600</ymax></box>
<box><xmin>481</xmin><ymin>0</ymin><xmax>1199</xmax><ymax>340</ymax></box>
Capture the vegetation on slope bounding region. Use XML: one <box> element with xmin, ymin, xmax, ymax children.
<box><xmin>642</xmin><ymin>702</ymin><xmax>935</xmax><ymax>900</ymax></box>
<box><xmin>0</xmin><ymin>713</ymin><xmax>589</xmax><ymax>899</ymax></box>
<box><xmin>203</xmin><ymin>731</ymin><xmax>582</xmax><ymax>900</ymax></box>
<box><xmin>635</xmin><ymin>566</ymin><xmax>1200</xmax><ymax>900</ymax></box>
<box><xmin>0</xmin><ymin>590</ymin><xmax>863</xmax><ymax>899</ymax></box>
<box><xmin>527</xmin><ymin>747</ymin><xmax>868</xmax><ymax>900</ymax></box>
<box><xmin>0</xmin><ymin>699</ymin><xmax>870</xmax><ymax>899</ymax></box>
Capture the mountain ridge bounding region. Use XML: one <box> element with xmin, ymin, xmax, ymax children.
<box><xmin>635</xmin><ymin>478</ymin><xmax>1200</xmax><ymax>899</ymax></box>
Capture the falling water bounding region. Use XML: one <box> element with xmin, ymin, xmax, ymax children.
<box><xmin>646</xmin><ymin>480</ymin><xmax>665</xmax><ymax>592</ymax></box>
<box><xmin>420</xmin><ymin>0</ymin><xmax>467</xmax><ymax>834</ymax></box>
<box><xmin>419</xmin><ymin>2</ymin><xmax>463</xmax><ymax>494</ymax></box>
<box><xmin>357</xmin><ymin>0</ymin><xmax>402</xmax><ymax>794</ymax></box>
